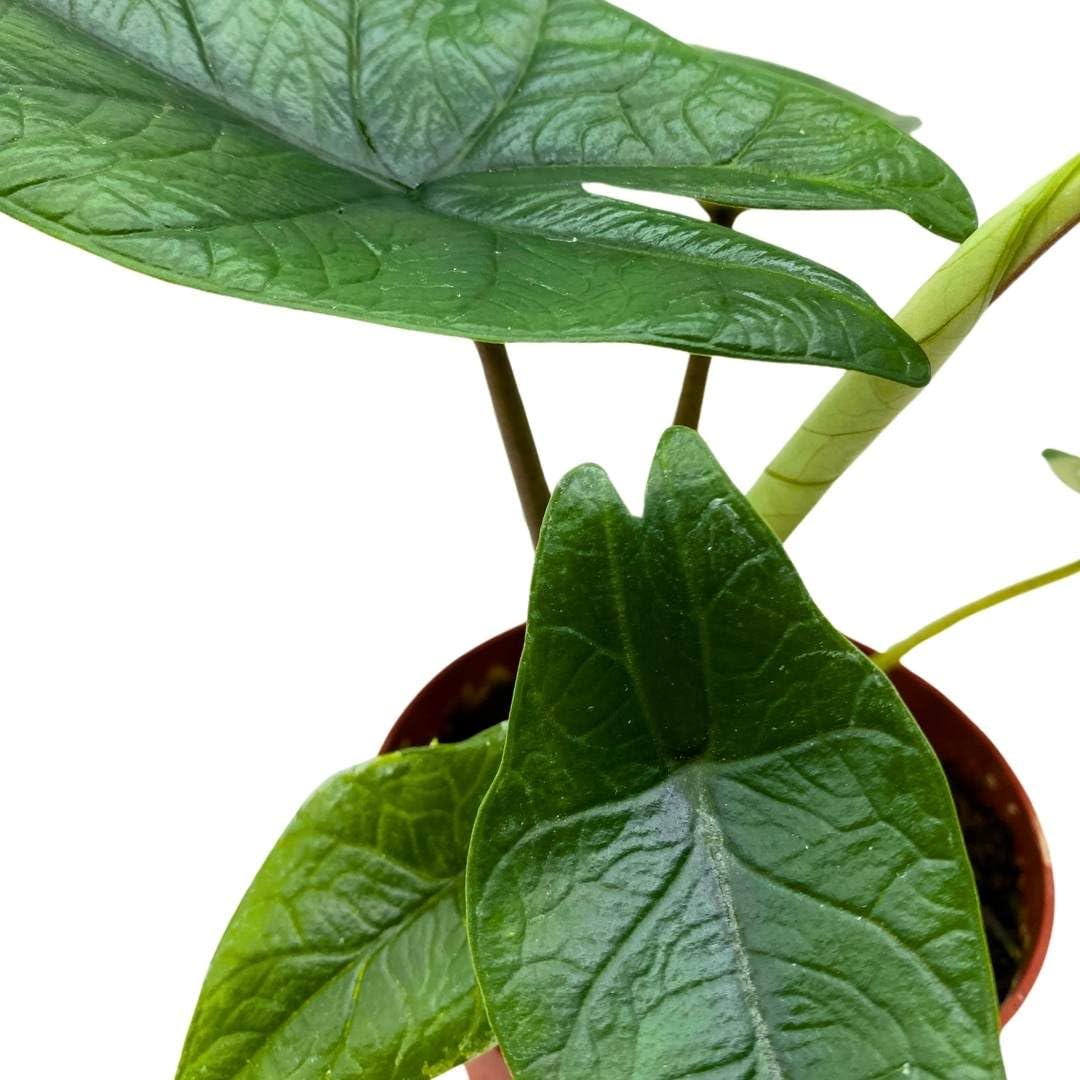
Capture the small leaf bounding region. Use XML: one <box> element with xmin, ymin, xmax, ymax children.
<box><xmin>177</xmin><ymin>726</ymin><xmax>504</xmax><ymax>1080</ymax></box>
<box><xmin>468</xmin><ymin>428</ymin><xmax>1004</xmax><ymax>1079</ymax></box>
<box><xmin>1044</xmin><ymin>448</ymin><xmax>1080</xmax><ymax>493</ymax></box>
<box><xmin>0</xmin><ymin>2</ymin><xmax>973</xmax><ymax>381</ymax></box>
<box><xmin>751</xmin><ymin>152</ymin><xmax>1080</xmax><ymax>537</ymax></box>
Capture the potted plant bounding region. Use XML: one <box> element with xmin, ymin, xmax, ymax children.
<box><xmin>2</xmin><ymin>1</ymin><xmax>1076</xmax><ymax>1077</ymax></box>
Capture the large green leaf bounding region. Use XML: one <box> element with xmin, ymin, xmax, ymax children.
<box><xmin>1044</xmin><ymin>448</ymin><xmax>1080</xmax><ymax>493</ymax></box>
<box><xmin>468</xmin><ymin>428</ymin><xmax>1003</xmax><ymax>1079</ymax></box>
<box><xmin>0</xmin><ymin>3</ymin><xmax>974</xmax><ymax>383</ymax></box>
<box><xmin>750</xmin><ymin>152</ymin><xmax>1080</xmax><ymax>538</ymax></box>
<box><xmin>176</xmin><ymin>726</ymin><xmax>504</xmax><ymax>1080</ymax></box>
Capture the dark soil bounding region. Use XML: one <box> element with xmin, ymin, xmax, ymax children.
<box><xmin>945</xmin><ymin>766</ymin><xmax>1025</xmax><ymax>1004</ymax></box>
<box><xmin>438</xmin><ymin>665</ymin><xmax>515</xmax><ymax>745</ymax></box>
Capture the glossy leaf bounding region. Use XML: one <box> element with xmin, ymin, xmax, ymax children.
<box><xmin>468</xmin><ymin>427</ymin><xmax>1003</xmax><ymax>1080</ymax></box>
<box><xmin>0</xmin><ymin>4</ymin><xmax>975</xmax><ymax>383</ymax></box>
<box><xmin>1044</xmin><ymin>448</ymin><xmax>1080</xmax><ymax>493</ymax></box>
<box><xmin>701</xmin><ymin>50</ymin><xmax>921</xmax><ymax>136</ymax></box>
<box><xmin>176</xmin><ymin>726</ymin><xmax>504</xmax><ymax>1080</ymax></box>
<box><xmin>751</xmin><ymin>152</ymin><xmax>1080</xmax><ymax>537</ymax></box>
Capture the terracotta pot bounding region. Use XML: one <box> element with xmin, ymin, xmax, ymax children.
<box><xmin>382</xmin><ymin>626</ymin><xmax>1053</xmax><ymax>1077</ymax></box>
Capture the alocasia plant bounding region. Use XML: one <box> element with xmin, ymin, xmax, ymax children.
<box><xmin>6</xmin><ymin>0</ymin><xmax>1074</xmax><ymax>1077</ymax></box>
<box><xmin>0</xmin><ymin>0</ymin><xmax>978</xmax><ymax>381</ymax></box>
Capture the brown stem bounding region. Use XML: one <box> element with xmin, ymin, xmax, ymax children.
<box><xmin>475</xmin><ymin>341</ymin><xmax>550</xmax><ymax>548</ymax></box>
<box><xmin>672</xmin><ymin>203</ymin><xmax>742</xmax><ymax>428</ymax></box>
<box><xmin>700</xmin><ymin>203</ymin><xmax>742</xmax><ymax>229</ymax></box>
<box><xmin>673</xmin><ymin>354</ymin><xmax>713</xmax><ymax>429</ymax></box>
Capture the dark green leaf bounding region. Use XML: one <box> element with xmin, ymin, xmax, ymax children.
<box><xmin>1044</xmin><ymin>448</ymin><xmax>1080</xmax><ymax>493</ymax></box>
<box><xmin>0</xmin><ymin>3</ymin><xmax>973</xmax><ymax>383</ymax></box>
<box><xmin>468</xmin><ymin>428</ymin><xmax>1004</xmax><ymax>1079</ymax></box>
<box><xmin>177</xmin><ymin>726</ymin><xmax>504</xmax><ymax>1080</ymax></box>
<box><xmin>701</xmin><ymin>50</ymin><xmax>922</xmax><ymax>136</ymax></box>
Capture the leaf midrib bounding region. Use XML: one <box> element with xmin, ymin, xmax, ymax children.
<box><xmin>428</xmin><ymin>0</ymin><xmax>551</xmax><ymax>183</ymax></box>
<box><xmin>19</xmin><ymin>2</ymin><xmax>406</xmax><ymax>194</ymax></box>
<box><xmin>678</xmin><ymin>765</ymin><xmax>787</xmax><ymax>1079</ymax></box>
<box><xmin>591</xmin><ymin>495</ymin><xmax>788</xmax><ymax>1077</ymax></box>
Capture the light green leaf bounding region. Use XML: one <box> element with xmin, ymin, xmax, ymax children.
<box><xmin>0</xmin><ymin>3</ymin><xmax>974</xmax><ymax>382</ymax></box>
<box><xmin>176</xmin><ymin>726</ymin><xmax>504</xmax><ymax>1080</ymax></box>
<box><xmin>1044</xmin><ymin>448</ymin><xmax>1080</xmax><ymax>493</ymax></box>
<box><xmin>750</xmin><ymin>152</ymin><xmax>1080</xmax><ymax>537</ymax></box>
<box><xmin>468</xmin><ymin>427</ymin><xmax>1004</xmax><ymax>1080</ymax></box>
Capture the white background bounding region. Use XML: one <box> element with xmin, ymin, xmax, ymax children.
<box><xmin>1</xmin><ymin>2</ymin><xmax>1076</xmax><ymax>1076</ymax></box>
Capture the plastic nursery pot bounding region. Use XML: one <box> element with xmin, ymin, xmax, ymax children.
<box><xmin>381</xmin><ymin>627</ymin><xmax>1053</xmax><ymax>1078</ymax></box>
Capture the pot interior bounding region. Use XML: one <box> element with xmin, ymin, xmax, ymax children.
<box><xmin>940</xmin><ymin>760</ymin><xmax>1023</xmax><ymax>1001</ymax></box>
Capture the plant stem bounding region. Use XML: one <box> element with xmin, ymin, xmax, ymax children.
<box><xmin>673</xmin><ymin>354</ymin><xmax>712</xmax><ymax>429</ymax></box>
<box><xmin>701</xmin><ymin>203</ymin><xmax>742</xmax><ymax>229</ymax></box>
<box><xmin>748</xmin><ymin>156</ymin><xmax>1080</xmax><ymax>542</ymax></box>
<box><xmin>672</xmin><ymin>204</ymin><xmax>741</xmax><ymax>429</ymax></box>
<box><xmin>475</xmin><ymin>341</ymin><xmax>550</xmax><ymax>547</ymax></box>
<box><xmin>873</xmin><ymin>556</ymin><xmax>1080</xmax><ymax>672</ymax></box>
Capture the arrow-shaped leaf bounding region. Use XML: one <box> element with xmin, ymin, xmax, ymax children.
<box><xmin>468</xmin><ymin>428</ymin><xmax>1004</xmax><ymax>1079</ymax></box>
<box><xmin>0</xmin><ymin>2</ymin><xmax>972</xmax><ymax>382</ymax></box>
<box><xmin>177</xmin><ymin>726</ymin><xmax>504</xmax><ymax>1080</ymax></box>
<box><xmin>1044</xmin><ymin>448</ymin><xmax>1080</xmax><ymax>493</ymax></box>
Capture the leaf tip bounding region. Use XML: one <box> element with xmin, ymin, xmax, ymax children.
<box><xmin>888</xmin><ymin>338</ymin><xmax>932</xmax><ymax>388</ymax></box>
<box><xmin>907</xmin><ymin>357</ymin><xmax>933</xmax><ymax>388</ymax></box>
<box><xmin>924</xmin><ymin>172</ymin><xmax>978</xmax><ymax>243</ymax></box>
<box><xmin>648</xmin><ymin>425</ymin><xmax>741</xmax><ymax>514</ymax></box>
<box><xmin>541</xmin><ymin>462</ymin><xmax>623</xmax><ymax>536</ymax></box>
<box><xmin>1042</xmin><ymin>447</ymin><xmax>1080</xmax><ymax>493</ymax></box>
<box><xmin>654</xmin><ymin>425</ymin><xmax>718</xmax><ymax>475</ymax></box>
<box><xmin>862</xmin><ymin>346</ymin><xmax>931</xmax><ymax>388</ymax></box>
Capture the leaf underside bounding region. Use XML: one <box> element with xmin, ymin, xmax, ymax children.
<box><xmin>468</xmin><ymin>428</ymin><xmax>1004</xmax><ymax>1080</ymax></box>
<box><xmin>1044</xmin><ymin>448</ymin><xmax>1080</xmax><ymax>493</ymax></box>
<box><xmin>176</xmin><ymin>727</ymin><xmax>504</xmax><ymax>1080</ymax></box>
<box><xmin>0</xmin><ymin>1</ymin><xmax>975</xmax><ymax>382</ymax></box>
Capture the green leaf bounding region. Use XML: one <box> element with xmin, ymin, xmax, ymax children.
<box><xmin>700</xmin><ymin>50</ymin><xmax>922</xmax><ymax>136</ymax></box>
<box><xmin>0</xmin><ymin>4</ymin><xmax>974</xmax><ymax>383</ymax></box>
<box><xmin>750</xmin><ymin>151</ymin><xmax>1080</xmax><ymax>538</ymax></box>
<box><xmin>176</xmin><ymin>726</ymin><xmax>505</xmax><ymax>1080</ymax></box>
<box><xmin>468</xmin><ymin>428</ymin><xmax>1004</xmax><ymax>1079</ymax></box>
<box><xmin>1044</xmin><ymin>448</ymin><xmax>1080</xmax><ymax>493</ymax></box>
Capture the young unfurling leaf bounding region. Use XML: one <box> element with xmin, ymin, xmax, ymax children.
<box><xmin>751</xmin><ymin>153</ymin><xmax>1080</xmax><ymax>536</ymax></box>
